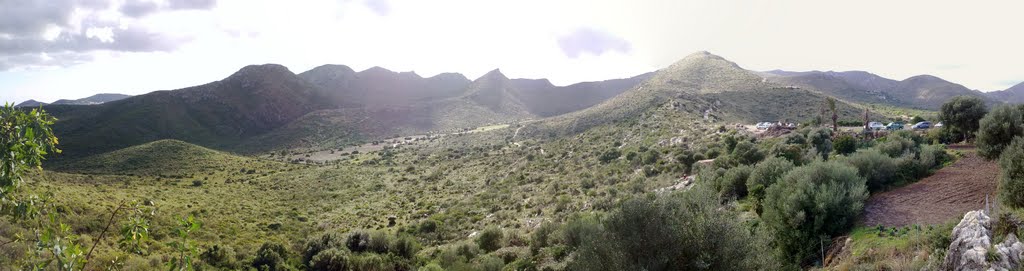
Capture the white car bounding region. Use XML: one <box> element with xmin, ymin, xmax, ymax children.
<box><xmin>868</xmin><ymin>121</ymin><xmax>885</xmax><ymax>130</ymax></box>
<box><xmin>756</xmin><ymin>122</ymin><xmax>772</xmax><ymax>130</ymax></box>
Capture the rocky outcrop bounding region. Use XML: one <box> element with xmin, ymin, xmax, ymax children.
<box><xmin>942</xmin><ymin>210</ymin><xmax>1024</xmax><ymax>271</ymax></box>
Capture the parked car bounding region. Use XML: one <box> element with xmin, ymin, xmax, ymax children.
<box><xmin>911</xmin><ymin>121</ymin><xmax>932</xmax><ymax>130</ymax></box>
<box><xmin>756</xmin><ymin>122</ymin><xmax>772</xmax><ymax>130</ymax></box>
<box><xmin>886</xmin><ymin>122</ymin><xmax>904</xmax><ymax>130</ymax></box>
<box><xmin>868</xmin><ymin>122</ymin><xmax>885</xmax><ymax>130</ymax></box>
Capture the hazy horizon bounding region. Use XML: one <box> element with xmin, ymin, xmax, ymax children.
<box><xmin>3</xmin><ymin>0</ymin><xmax>1023</xmax><ymax>105</ymax></box>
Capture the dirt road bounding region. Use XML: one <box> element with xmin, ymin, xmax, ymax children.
<box><xmin>860</xmin><ymin>146</ymin><xmax>999</xmax><ymax>227</ymax></box>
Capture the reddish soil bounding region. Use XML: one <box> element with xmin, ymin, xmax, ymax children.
<box><xmin>860</xmin><ymin>146</ymin><xmax>1000</xmax><ymax>227</ymax></box>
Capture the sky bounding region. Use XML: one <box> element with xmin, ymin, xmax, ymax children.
<box><xmin>2</xmin><ymin>0</ymin><xmax>1023</xmax><ymax>105</ymax></box>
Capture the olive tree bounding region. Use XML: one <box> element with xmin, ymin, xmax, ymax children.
<box><xmin>977</xmin><ymin>105</ymin><xmax>1024</xmax><ymax>160</ymax></box>
<box><xmin>939</xmin><ymin>95</ymin><xmax>987</xmax><ymax>142</ymax></box>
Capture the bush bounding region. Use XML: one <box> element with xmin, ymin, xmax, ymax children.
<box><xmin>977</xmin><ymin>105</ymin><xmax>1024</xmax><ymax>160</ymax></box>
<box><xmin>771</xmin><ymin>143</ymin><xmax>805</xmax><ymax>165</ymax></box>
<box><xmin>927</xmin><ymin>127</ymin><xmax>957</xmax><ymax>144</ymax></box>
<box><xmin>598</xmin><ymin>149</ymin><xmax>621</xmax><ymax>163</ymax></box>
<box><xmin>716</xmin><ymin>165</ymin><xmax>752</xmax><ymax>200</ymax></box>
<box><xmin>419</xmin><ymin>263</ymin><xmax>445</xmax><ymax>271</ymax></box>
<box><xmin>895</xmin><ymin>154</ymin><xmax>927</xmax><ymax>182</ymax></box>
<box><xmin>843</xmin><ymin>148</ymin><xmax>897</xmax><ymax>192</ymax></box>
<box><xmin>747</xmin><ymin>157</ymin><xmax>795</xmax><ymax>213</ymax></box>
<box><xmin>999</xmin><ymin>137</ymin><xmax>1024</xmax><ymax>208</ymax></box>
<box><xmin>252</xmin><ymin>242</ymin><xmax>290</xmax><ymax>271</ymax></box>
<box><xmin>833</xmin><ymin>134</ymin><xmax>857</xmax><ymax>155</ymax></box>
<box><xmin>530</xmin><ymin>222</ymin><xmax>557</xmax><ymax>254</ymax></box>
<box><xmin>476</xmin><ymin>226</ymin><xmax>504</xmax><ymax>252</ymax></box>
<box><xmin>562</xmin><ymin>214</ymin><xmax>602</xmax><ymax>249</ymax></box>
<box><xmin>808</xmin><ymin>128</ymin><xmax>833</xmax><ymax>160</ymax></box>
<box><xmin>346</xmin><ymin>231</ymin><xmax>370</xmax><ymax>252</ymax></box>
<box><xmin>876</xmin><ymin>132</ymin><xmax>920</xmax><ymax>158</ymax></box>
<box><xmin>309</xmin><ymin>248</ymin><xmax>349</xmax><ymax>271</ymax></box>
<box><xmin>918</xmin><ymin>144</ymin><xmax>949</xmax><ymax>170</ymax></box>
<box><xmin>762</xmin><ymin>161</ymin><xmax>868</xmax><ymax>265</ymax></box>
<box><xmin>731</xmin><ymin>141</ymin><xmax>765</xmax><ymax>165</ymax></box>
<box><xmin>474</xmin><ymin>255</ymin><xmax>505</xmax><ymax>271</ymax></box>
<box><xmin>391</xmin><ymin>234</ymin><xmax>420</xmax><ymax>259</ymax></box>
<box><xmin>566</xmin><ymin>187</ymin><xmax>776</xmax><ymax>271</ymax></box>
<box><xmin>368</xmin><ymin>231</ymin><xmax>391</xmax><ymax>254</ymax></box>
<box><xmin>304</xmin><ymin>232</ymin><xmax>346</xmax><ymax>266</ymax></box>
<box><xmin>200</xmin><ymin>245</ymin><xmax>238</xmax><ymax>269</ymax></box>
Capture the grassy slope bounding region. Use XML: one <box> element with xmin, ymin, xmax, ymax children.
<box><xmin>50</xmin><ymin>139</ymin><xmax>297</xmax><ymax>177</ymax></box>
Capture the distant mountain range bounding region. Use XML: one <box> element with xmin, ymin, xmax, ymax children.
<box><xmin>987</xmin><ymin>82</ymin><xmax>1024</xmax><ymax>104</ymax></box>
<box><xmin>14</xmin><ymin>93</ymin><xmax>132</xmax><ymax>107</ymax></box>
<box><xmin>762</xmin><ymin>70</ymin><xmax>1021</xmax><ymax>109</ymax></box>
<box><xmin>43</xmin><ymin>63</ymin><xmax>650</xmax><ymax>157</ymax></box>
<box><xmin>35</xmin><ymin>52</ymin><xmax>1023</xmax><ymax>158</ymax></box>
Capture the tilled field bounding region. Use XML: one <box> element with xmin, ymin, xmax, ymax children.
<box><xmin>860</xmin><ymin>146</ymin><xmax>1000</xmax><ymax>227</ymax></box>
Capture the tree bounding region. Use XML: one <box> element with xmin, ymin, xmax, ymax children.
<box><xmin>977</xmin><ymin>105</ymin><xmax>1024</xmax><ymax>160</ymax></box>
<box><xmin>939</xmin><ymin>95</ymin><xmax>988</xmax><ymax>142</ymax></box>
<box><xmin>999</xmin><ymin>137</ymin><xmax>1024</xmax><ymax>208</ymax></box>
<box><xmin>826</xmin><ymin>97</ymin><xmax>838</xmax><ymax>132</ymax></box>
<box><xmin>762</xmin><ymin>161</ymin><xmax>868</xmax><ymax>265</ymax></box>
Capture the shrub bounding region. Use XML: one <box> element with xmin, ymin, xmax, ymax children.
<box><xmin>716</xmin><ymin>165</ymin><xmax>752</xmax><ymax>200</ymax></box>
<box><xmin>808</xmin><ymin>128</ymin><xmax>833</xmax><ymax>160</ymax></box>
<box><xmin>566</xmin><ymin>186</ymin><xmax>776</xmax><ymax>270</ymax></box>
<box><xmin>562</xmin><ymin>214</ymin><xmax>602</xmax><ymax>249</ymax></box>
<box><xmin>927</xmin><ymin>127</ymin><xmax>957</xmax><ymax>144</ymax></box>
<box><xmin>530</xmin><ymin>222</ymin><xmax>557</xmax><ymax>254</ymax></box>
<box><xmin>747</xmin><ymin>157</ymin><xmax>795</xmax><ymax>213</ymax></box>
<box><xmin>784</xmin><ymin>132</ymin><xmax>807</xmax><ymax>145</ymax></box>
<box><xmin>200</xmin><ymin>245</ymin><xmax>238</xmax><ymax>269</ymax></box>
<box><xmin>843</xmin><ymin>148</ymin><xmax>897</xmax><ymax>192</ymax></box>
<box><xmin>348</xmin><ymin>253</ymin><xmax>392</xmax><ymax>271</ymax></box>
<box><xmin>346</xmin><ymin>231</ymin><xmax>370</xmax><ymax>252</ymax></box>
<box><xmin>876</xmin><ymin>132</ymin><xmax>920</xmax><ymax>158</ymax></box>
<box><xmin>999</xmin><ymin>137</ymin><xmax>1024</xmax><ymax>208</ymax></box>
<box><xmin>762</xmin><ymin>161</ymin><xmax>868</xmax><ymax>265</ymax></box>
<box><xmin>418</xmin><ymin>219</ymin><xmax>439</xmax><ymax>234</ymax></box>
<box><xmin>833</xmin><ymin>134</ymin><xmax>857</xmax><ymax>155</ymax></box>
<box><xmin>304</xmin><ymin>232</ymin><xmax>346</xmax><ymax>267</ymax></box>
<box><xmin>474</xmin><ymin>255</ymin><xmax>505</xmax><ymax>271</ymax></box>
<box><xmin>977</xmin><ymin>105</ymin><xmax>1024</xmax><ymax>160</ymax></box>
<box><xmin>368</xmin><ymin>231</ymin><xmax>391</xmax><ymax>254</ymax></box>
<box><xmin>309</xmin><ymin>248</ymin><xmax>349</xmax><ymax>271</ymax></box>
<box><xmin>771</xmin><ymin>143</ymin><xmax>805</xmax><ymax>165</ymax></box>
<box><xmin>895</xmin><ymin>154</ymin><xmax>927</xmax><ymax>182</ymax></box>
<box><xmin>419</xmin><ymin>263</ymin><xmax>445</xmax><ymax>271</ymax></box>
<box><xmin>391</xmin><ymin>234</ymin><xmax>420</xmax><ymax>259</ymax></box>
<box><xmin>252</xmin><ymin>242</ymin><xmax>290</xmax><ymax>271</ymax></box>
<box><xmin>731</xmin><ymin>141</ymin><xmax>765</xmax><ymax>165</ymax></box>
<box><xmin>476</xmin><ymin>226</ymin><xmax>504</xmax><ymax>252</ymax></box>
<box><xmin>918</xmin><ymin>144</ymin><xmax>949</xmax><ymax>170</ymax></box>
<box><xmin>598</xmin><ymin>149</ymin><xmax>621</xmax><ymax>163</ymax></box>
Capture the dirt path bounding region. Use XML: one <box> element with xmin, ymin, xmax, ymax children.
<box><xmin>860</xmin><ymin>146</ymin><xmax>999</xmax><ymax>227</ymax></box>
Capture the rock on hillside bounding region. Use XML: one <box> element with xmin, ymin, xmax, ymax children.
<box><xmin>942</xmin><ymin>210</ymin><xmax>1024</xmax><ymax>271</ymax></box>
